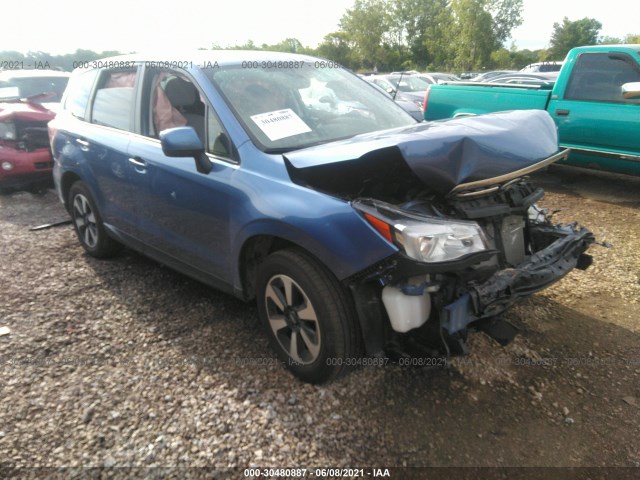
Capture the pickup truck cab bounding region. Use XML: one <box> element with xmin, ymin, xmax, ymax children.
<box><xmin>424</xmin><ymin>45</ymin><xmax>640</xmax><ymax>175</ymax></box>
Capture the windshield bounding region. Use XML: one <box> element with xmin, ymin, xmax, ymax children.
<box><xmin>0</xmin><ymin>76</ymin><xmax>69</xmax><ymax>102</ymax></box>
<box><xmin>206</xmin><ymin>64</ymin><xmax>415</xmax><ymax>152</ymax></box>
<box><xmin>387</xmin><ymin>75</ymin><xmax>430</xmax><ymax>92</ymax></box>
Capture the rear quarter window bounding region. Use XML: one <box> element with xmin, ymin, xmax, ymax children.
<box><xmin>64</xmin><ymin>69</ymin><xmax>99</xmax><ymax>120</ymax></box>
<box><xmin>90</xmin><ymin>70</ymin><xmax>138</xmax><ymax>131</ymax></box>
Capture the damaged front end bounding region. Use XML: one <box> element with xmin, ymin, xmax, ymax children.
<box><xmin>284</xmin><ymin>110</ymin><xmax>596</xmax><ymax>358</ymax></box>
<box><xmin>0</xmin><ymin>103</ymin><xmax>55</xmax><ymax>188</ymax></box>
<box><xmin>348</xmin><ymin>170</ymin><xmax>594</xmax><ymax>357</ymax></box>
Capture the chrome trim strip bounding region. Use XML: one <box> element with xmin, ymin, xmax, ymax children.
<box><xmin>450</xmin><ymin>149</ymin><xmax>570</xmax><ymax>197</ymax></box>
<box><xmin>455</xmin><ymin>186</ymin><xmax>500</xmax><ymax>199</ymax></box>
<box><xmin>561</xmin><ymin>145</ymin><xmax>640</xmax><ymax>163</ymax></box>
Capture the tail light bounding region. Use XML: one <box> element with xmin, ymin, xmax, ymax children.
<box><xmin>422</xmin><ymin>86</ymin><xmax>431</xmax><ymax>114</ymax></box>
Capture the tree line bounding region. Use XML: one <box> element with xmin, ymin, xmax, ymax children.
<box><xmin>2</xmin><ymin>0</ymin><xmax>639</xmax><ymax>74</ymax></box>
<box><xmin>312</xmin><ymin>0</ymin><xmax>639</xmax><ymax>72</ymax></box>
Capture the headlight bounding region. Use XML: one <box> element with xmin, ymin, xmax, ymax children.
<box><xmin>0</xmin><ymin>121</ymin><xmax>17</xmax><ymax>141</ymax></box>
<box><xmin>2</xmin><ymin>161</ymin><xmax>14</xmax><ymax>171</ymax></box>
<box><xmin>394</xmin><ymin>218</ymin><xmax>487</xmax><ymax>263</ymax></box>
<box><xmin>356</xmin><ymin>199</ymin><xmax>488</xmax><ymax>263</ymax></box>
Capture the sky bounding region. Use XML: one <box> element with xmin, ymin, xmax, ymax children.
<box><xmin>0</xmin><ymin>0</ymin><xmax>637</xmax><ymax>56</ymax></box>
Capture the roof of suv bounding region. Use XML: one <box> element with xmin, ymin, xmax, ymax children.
<box><xmin>93</xmin><ymin>50</ymin><xmax>323</xmax><ymax>69</ymax></box>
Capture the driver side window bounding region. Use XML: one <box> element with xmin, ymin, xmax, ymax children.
<box><xmin>141</xmin><ymin>68</ymin><xmax>234</xmax><ymax>160</ymax></box>
<box><xmin>565</xmin><ymin>52</ymin><xmax>640</xmax><ymax>103</ymax></box>
<box><xmin>142</xmin><ymin>69</ymin><xmax>205</xmax><ymax>140</ymax></box>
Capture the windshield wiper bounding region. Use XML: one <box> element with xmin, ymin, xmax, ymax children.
<box><xmin>393</xmin><ymin>72</ymin><xmax>405</xmax><ymax>101</ymax></box>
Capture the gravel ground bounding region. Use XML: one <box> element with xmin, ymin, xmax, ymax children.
<box><xmin>1</xmin><ymin>165</ymin><xmax>639</xmax><ymax>475</ymax></box>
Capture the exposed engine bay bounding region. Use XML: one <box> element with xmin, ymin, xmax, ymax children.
<box><xmin>289</xmin><ymin>164</ymin><xmax>593</xmax><ymax>357</ymax></box>
<box><xmin>283</xmin><ymin>110</ymin><xmax>595</xmax><ymax>359</ymax></box>
<box><xmin>347</xmin><ymin>175</ymin><xmax>593</xmax><ymax>358</ymax></box>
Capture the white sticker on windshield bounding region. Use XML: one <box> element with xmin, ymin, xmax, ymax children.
<box><xmin>250</xmin><ymin>109</ymin><xmax>311</xmax><ymax>141</ymax></box>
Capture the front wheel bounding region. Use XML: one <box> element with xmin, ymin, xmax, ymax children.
<box><xmin>68</xmin><ymin>181</ymin><xmax>121</xmax><ymax>258</ymax></box>
<box><xmin>256</xmin><ymin>248</ymin><xmax>362</xmax><ymax>384</ymax></box>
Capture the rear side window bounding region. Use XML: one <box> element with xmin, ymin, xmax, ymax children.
<box><xmin>565</xmin><ymin>52</ymin><xmax>640</xmax><ymax>103</ymax></box>
<box><xmin>91</xmin><ymin>70</ymin><xmax>138</xmax><ymax>131</ymax></box>
<box><xmin>65</xmin><ymin>69</ymin><xmax>99</xmax><ymax>119</ymax></box>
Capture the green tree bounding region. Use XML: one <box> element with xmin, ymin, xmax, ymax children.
<box><xmin>489</xmin><ymin>0</ymin><xmax>524</xmax><ymax>44</ymax></box>
<box><xmin>624</xmin><ymin>34</ymin><xmax>640</xmax><ymax>44</ymax></box>
<box><xmin>390</xmin><ymin>0</ymin><xmax>453</xmax><ymax>69</ymax></box>
<box><xmin>226</xmin><ymin>40</ymin><xmax>259</xmax><ymax>51</ymax></box>
<box><xmin>489</xmin><ymin>48</ymin><xmax>512</xmax><ymax>68</ymax></box>
<box><xmin>513</xmin><ymin>48</ymin><xmax>540</xmax><ymax>68</ymax></box>
<box><xmin>450</xmin><ymin>0</ymin><xmax>523</xmax><ymax>70</ymax></box>
<box><xmin>548</xmin><ymin>17</ymin><xmax>602</xmax><ymax>59</ymax></box>
<box><xmin>451</xmin><ymin>0</ymin><xmax>496</xmax><ymax>70</ymax></box>
<box><xmin>270</xmin><ymin>38</ymin><xmax>304</xmax><ymax>53</ymax></box>
<box><xmin>332</xmin><ymin>0</ymin><xmax>523</xmax><ymax>71</ymax></box>
<box><xmin>599</xmin><ymin>36</ymin><xmax>623</xmax><ymax>45</ymax></box>
<box><xmin>316</xmin><ymin>32</ymin><xmax>356</xmax><ymax>67</ymax></box>
<box><xmin>339</xmin><ymin>0</ymin><xmax>393</xmax><ymax>69</ymax></box>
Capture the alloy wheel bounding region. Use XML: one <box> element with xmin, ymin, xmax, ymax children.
<box><xmin>264</xmin><ymin>274</ymin><xmax>321</xmax><ymax>365</ymax></box>
<box><xmin>72</xmin><ymin>193</ymin><xmax>98</xmax><ymax>248</ymax></box>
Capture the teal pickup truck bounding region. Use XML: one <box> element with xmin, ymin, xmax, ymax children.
<box><xmin>424</xmin><ymin>45</ymin><xmax>640</xmax><ymax>175</ymax></box>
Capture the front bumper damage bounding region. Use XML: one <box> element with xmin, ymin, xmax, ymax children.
<box><xmin>347</xmin><ymin>219</ymin><xmax>595</xmax><ymax>357</ymax></box>
<box><xmin>442</xmin><ymin>222</ymin><xmax>594</xmax><ymax>336</ymax></box>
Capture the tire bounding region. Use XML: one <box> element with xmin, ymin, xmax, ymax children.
<box><xmin>68</xmin><ymin>181</ymin><xmax>121</xmax><ymax>258</ymax></box>
<box><xmin>256</xmin><ymin>248</ymin><xmax>362</xmax><ymax>384</ymax></box>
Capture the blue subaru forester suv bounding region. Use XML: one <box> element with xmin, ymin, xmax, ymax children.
<box><xmin>50</xmin><ymin>51</ymin><xmax>594</xmax><ymax>383</ymax></box>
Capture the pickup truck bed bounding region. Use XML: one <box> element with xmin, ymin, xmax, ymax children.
<box><xmin>424</xmin><ymin>45</ymin><xmax>640</xmax><ymax>176</ymax></box>
<box><xmin>425</xmin><ymin>84</ymin><xmax>552</xmax><ymax>119</ymax></box>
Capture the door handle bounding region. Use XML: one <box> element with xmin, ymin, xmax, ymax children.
<box><xmin>128</xmin><ymin>157</ymin><xmax>147</xmax><ymax>173</ymax></box>
<box><xmin>555</xmin><ymin>109</ymin><xmax>570</xmax><ymax>117</ymax></box>
<box><xmin>75</xmin><ymin>138</ymin><xmax>90</xmax><ymax>151</ymax></box>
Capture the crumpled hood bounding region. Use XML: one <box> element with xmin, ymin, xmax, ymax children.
<box><xmin>284</xmin><ymin>110</ymin><xmax>558</xmax><ymax>195</ymax></box>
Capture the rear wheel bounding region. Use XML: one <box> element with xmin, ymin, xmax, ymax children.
<box><xmin>256</xmin><ymin>248</ymin><xmax>362</xmax><ymax>384</ymax></box>
<box><xmin>68</xmin><ymin>181</ymin><xmax>121</xmax><ymax>258</ymax></box>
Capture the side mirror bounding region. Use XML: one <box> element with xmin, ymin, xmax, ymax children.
<box><xmin>622</xmin><ymin>82</ymin><xmax>640</xmax><ymax>100</ymax></box>
<box><xmin>160</xmin><ymin>127</ymin><xmax>212</xmax><ymax>174</ymax></box>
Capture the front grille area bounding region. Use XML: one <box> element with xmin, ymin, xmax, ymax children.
<box><xmin>15</xmin><ymin>120</ymin><xmax>51</xmax><ymax>151</ymax></box>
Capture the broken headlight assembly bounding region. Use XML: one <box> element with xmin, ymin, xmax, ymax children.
<box><xmin>0</xmin><ymin>121</ymin><xmax>17</xmax><ymax>141</ymax></box>
<box><xmin>354</xmin><ymin>200</ymin><xmax>489</xmax><ymax>263</ymax></box>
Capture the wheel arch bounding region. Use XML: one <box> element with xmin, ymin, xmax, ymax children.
<box><xmin>233</xmin><ymin>212</ymin><xmax>397</xmax><ymax>299</ymax></box>
<box><xmin>237</xmin><ymin>231</ymin><xmax>391</xmax><ymax>357</ymax></box>
<box><xmin>59</xmin><ymin>171</ymin><xmax>83</xmax><ymax>212</ymax></box>
<box><xmin>238</xmin><ymin>234</ymin><xmax>319</xmax><ymax>302</ymax></box>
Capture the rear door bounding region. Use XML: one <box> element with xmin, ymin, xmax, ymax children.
<box><xmin>80</xmin><ymin>67</ymin><xmax>142</xmax><ymax>234</ymax></box>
